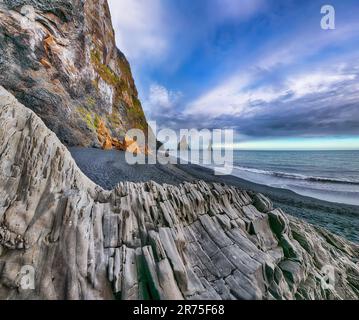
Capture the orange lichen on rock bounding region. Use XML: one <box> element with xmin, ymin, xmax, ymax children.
<box><xmin>44</xmin><ymin>34</ymin><xmax>59</xmax><ymax>55</ymax></box>
<box><xmin>122</xmin><ymin>91</ymin><xmax>132</xmax><ymax>107</ymax></box>
<box><xmin>97</xmin><ymin>119</ymin><xmax>114</xmax><ymax>150</ymax></box>
<box><xmin>96</xmin><ymin>119</ymin><xmax>148</xmax><ymax>154</ymax></box>
<box><xmin>40</xmin><ymin>58</ymin><xmax>52</xmax><ymax>69</ymax></box>
<box><xmin>111</xmin><ymin>138</ymin><xmax>124</xmax><ymax>150</ymax></box>
<box><xmin>124</xmin><ymin>136</ymin><xmax>141</xmax><ymax>155</ymax></box>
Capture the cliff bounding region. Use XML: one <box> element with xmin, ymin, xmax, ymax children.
<box><xmin>0</xmin><ymin>0</ymin><xmax>148</xmax><ymax>150</ymax></box>
<box><xmin>1</xmin><ymin>86</ymin><xmax>358</xmax><ymax>300</ymax></box>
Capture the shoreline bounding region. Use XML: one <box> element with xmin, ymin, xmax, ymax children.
<box><xmin>70</xmin><ymin>148</ymin><xmax>359</xmax><ymax>243</ymax></box>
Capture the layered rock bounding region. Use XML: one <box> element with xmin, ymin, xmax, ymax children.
<box><xmin>0</xmin><ymin>87</ymin><xmax>359</xmax><ymax>300</ymax></box>
<box><xmin>0</xmin><ymin>0</ymin><xmax>148</xmax><ymax>149</ymax></box>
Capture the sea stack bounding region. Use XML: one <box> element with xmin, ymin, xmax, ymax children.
<box><xmin>178</xmin><ymin>135</ymin><xmax>191</xmax><ymax>151</ymax></box>
<box><xmin>208</xmin><ymin>139</ymin><xmax>213</xmax><ymax>152</ymax></box>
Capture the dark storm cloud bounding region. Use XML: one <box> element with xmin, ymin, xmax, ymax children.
<box><xmin>148</xmin><ymin>66</ymin><xmax>359</xmax><ymax>140</ymax></box>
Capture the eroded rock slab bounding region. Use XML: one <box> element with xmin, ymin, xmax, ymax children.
<box><xmin>0</xmin><ymin>87</ymin><xmax>359</xmax><ymax>300</ymax></box>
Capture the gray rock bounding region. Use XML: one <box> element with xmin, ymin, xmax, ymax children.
<box><xmin>268</xmin><ymin>208</ymin><xmax>290</xmax><ymax>237</ymax></box>
<box><xmin>253</xmin><ymin>193</ymin><xmax>273</xmax><ymax>213</ymax></box>
<box><xmin>0</xmin><ymin>86</ymin><xmax>359</xmax><ymax>300</ymax></box>
<box><xmin>0</xmin><ymin>0</ymin><xmax>149</xmax><ymax>148</ymax></box>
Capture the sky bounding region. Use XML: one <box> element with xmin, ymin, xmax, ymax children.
<box><xmin>108</xmin><ymin>0</ymin><xmax>359</xmax><ymax>150</ymax></box>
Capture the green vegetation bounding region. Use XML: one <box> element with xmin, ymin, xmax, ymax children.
<box><xmin>90</xmin><ymin>49</ymin><xmax>120</xmax><ymax>86</ymax></box>
<box><xmin>90</xmin><ymin>48</ymin><xmax>147</xmax><ymax>132</ymax></box>
<box><xmin>118</xmin><ymin>58</ymin><xmax>133</xmax><ymax>83</ymax></box>
<box><xmin>106</xmin><ymin>112</ymin><xmax>122</xmax><ymax>129</ymax></box>
<box><xmin>86</xmin><ymin>97</ymin><xmax>96</xmax><ymax>108</ymax></box>
<box><xmin>91</xmin><ymin>49</ymin><xmax>131</xmax><ymax>102</ymax></box>
<box><xmin>93</xmin><ymin>113</ymin><xmax>101</xmax><ymax>128</ymax></box>
<box><xmin>76</xmin><ymin>106</ymin><xmax>101</xmax><ymax>132</ymax></box>
<box><xmin>127</xmin><ymin>97</ymin><xmax>147</xmax><ymax>131</ymax></box>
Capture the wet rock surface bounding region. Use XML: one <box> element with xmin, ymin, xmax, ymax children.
<box><xmin>0</xmin><ymin>87</ymin><xmax>359</xmax><ymax>300</ymax></box>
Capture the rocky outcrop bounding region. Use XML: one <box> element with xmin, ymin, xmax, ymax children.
<box><xmin>0</xmin><ymin>87</ymin><xmax>359</xmax><ymax>300</ymax></box>
<box><xmin>178</xmin><ymin>136</ymin><xmax>190</xmax><ymax>151</ymax></box>
<box><xmin>0</xmin><ymin>0</ymin><xmax>148</xmax><ymax>149</ymax></box>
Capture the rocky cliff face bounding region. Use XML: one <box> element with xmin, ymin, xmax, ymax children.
<box><xmin>0</xmin><ymin>0</ymin><xmax>148</xmax><ymax>149</ymax></box>
<box><xmin>1</xmin><ymin>87</ymin><xmax>358</xmax><ymax>300</ymax></box>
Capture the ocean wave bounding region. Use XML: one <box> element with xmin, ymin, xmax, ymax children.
<box><xmin>232</xmin><ymin>165</ymin><xmax>359</xmax><ymax>185</ymax></box>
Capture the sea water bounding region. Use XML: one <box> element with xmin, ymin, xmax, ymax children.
<box><xmin>200</xmin><ymin>150</ymin><xmax>359</xmax><ymax>206</ymax></box>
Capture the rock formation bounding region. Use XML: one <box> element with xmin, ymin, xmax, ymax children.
<box><xmin>0</xmin><ymin>0</ymin><xmax>148</xmax><ymax>150</ymax></box>
<box><xmin>178</xmin><ymin>136</ymin><xmax>190</xmax><ymax>151</ymax></box>
<box><xmin>208</xmin><ymin>139</ymin><xmax>213</xmax><ymax>152</ymax></box>
<box><xmin>1</xmin><ymin>86</ymin><xmax>359</xmax><ymax>300</ymax></box>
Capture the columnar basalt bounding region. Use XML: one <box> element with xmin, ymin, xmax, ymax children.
<box><xmin>0</xmin><ymin>87</ymin><xmax>358</xmax><ymax>300</ymax></box>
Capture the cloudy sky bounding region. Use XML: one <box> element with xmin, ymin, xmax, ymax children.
<box><xmin>108</xmin><ymin>0</ymin><xmax>359</xmax><ymax>149</ymax></box>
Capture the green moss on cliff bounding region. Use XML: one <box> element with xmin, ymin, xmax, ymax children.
<box><xmin>76</xmin><ymin>106</ymin><xmax>101</xmax><ymax>132</ymax></box>
<box><xmin>118</xmin><ymin>58</ymin><xmax>133</xmax><ymax>84</ymax></box>
<box><xmin>93</xmin><ymin>113</ymin><xmax>101</xmax><ymax>128</ymax></box>
<box><xmin>87</xmin><ymin>97</ymin><xmax>96</xmax><ymax>108</ymax></box>
<box><xmin>90</xmin><ymin>49</ymin><xmax>120</xmax><ymax>86</ymax></box>
<box><xmin>106</xmin><ymin>112</ymin><xmax>121</xmax><ymax>129</ymax></box>
<box><xmin>128</xmin><ymin>97</ymin><xmax>147</xmax><ymax>131</ymax></box>
<box><xmin>90</xmin><ymin>48</ymin><xmax>147</xmax><ymax>134</ymax></box>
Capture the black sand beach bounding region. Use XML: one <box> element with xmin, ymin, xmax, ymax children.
<box><xmin>70</xmin><ymin>148</ymin><xmax>359</xmax><ymax>243</ymax></box>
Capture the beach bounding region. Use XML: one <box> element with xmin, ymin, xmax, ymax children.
<box><xmin>70</xmin><ymin>147</ymin><xmax>359</xmax><ymax>243</ymax></box>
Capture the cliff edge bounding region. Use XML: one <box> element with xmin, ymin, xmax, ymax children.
<box><xmin>0</xmin><ymin>0</ymin><xmax>148</xmax><ymax>150</ymax></box>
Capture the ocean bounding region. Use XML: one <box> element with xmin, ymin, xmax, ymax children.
<box><xmin>195</xmin><ymin>150</ymin><xmax>359</xmax><ymax>206</ymax></box>
<box><xmin>73</xmin><ymin>147</ymin><xmax>359</xmax><ymax>206</ymax></box>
